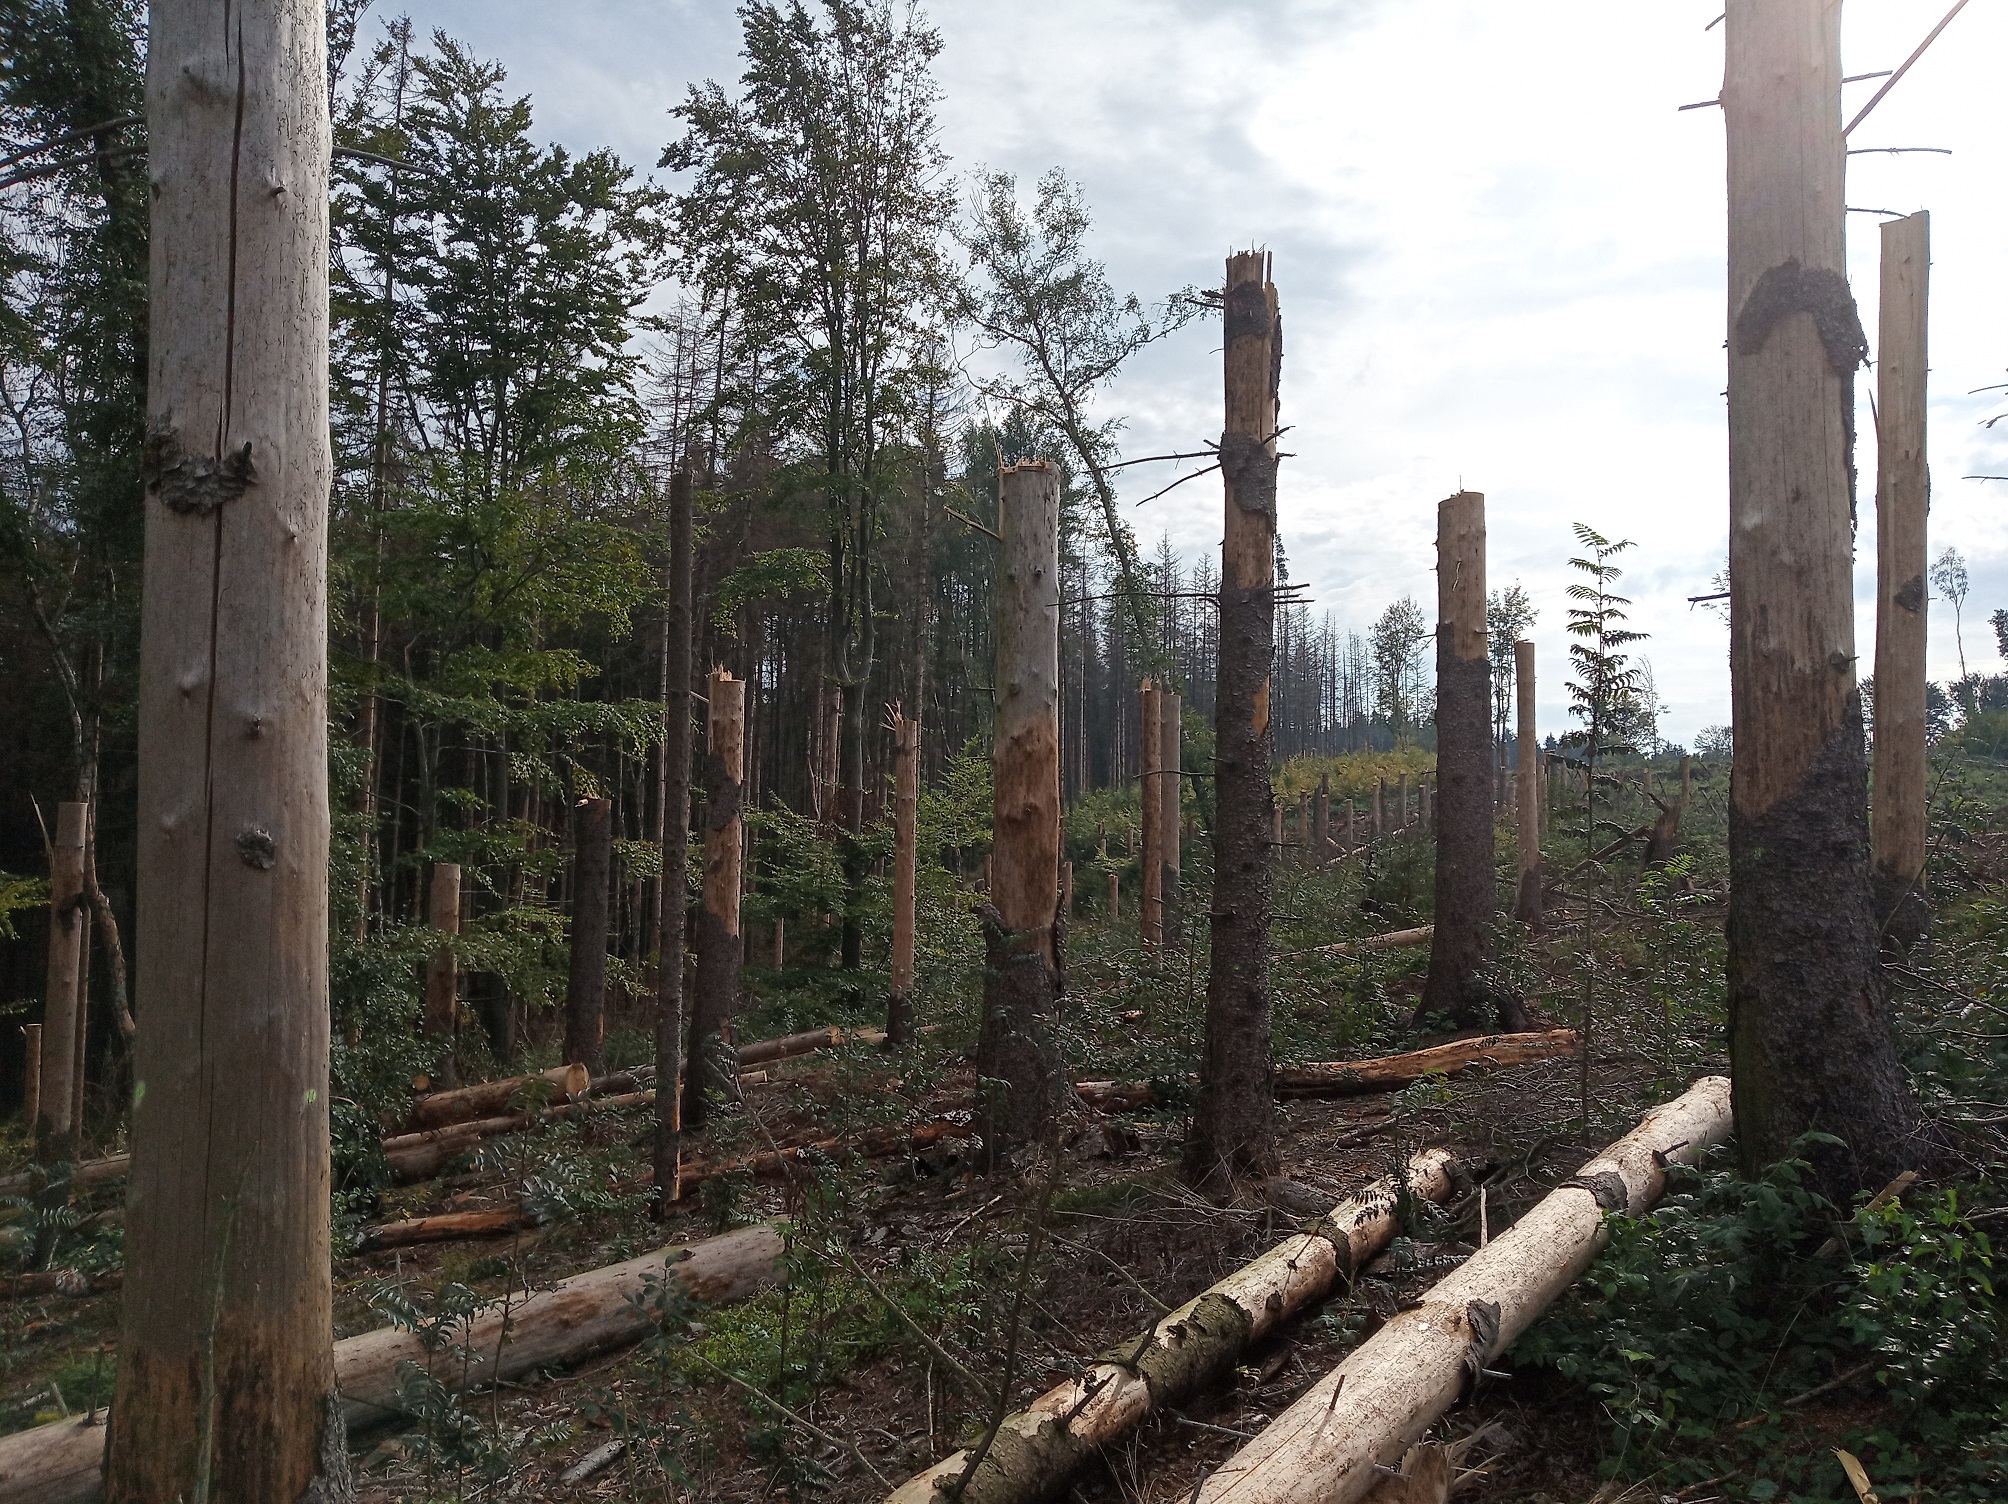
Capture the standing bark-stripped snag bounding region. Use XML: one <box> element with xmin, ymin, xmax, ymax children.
<box><xmin>1514</xmin><ymin>640</ymin><xmax>1542</xmax><ymax>927</ymax></box>
<box><xmin>565</xmin><ymin>796</ymin><xmax>613</xmax><ymax>1075</ymax></box>
<box><xmin>1398</xmin><ymin>772</ymin><xmax>1410</xmax><ymax>832</ymax></box>
<box><xmin>1160</xmin><ymin>688</ymin><xmax>1182</xmax><ymax>917</ymax></box>
<box><xmin>1418</xmin><ymin>774</ymin><xmax>1431</xmax><ymax>835</ymax></box>
<box><xmin>1313</xmin><ymin>774</ymin><xmax>1330</xmax><ymax>858</ymax></box>
<box><xmin>1189</xmin><ymin>250</ymin><xmax>1282</xmax><ymax>1186</ymax></box>
<box><xmin>423</xmin><ymin>862</ymin><xmax>462</xmax><ymax>1081</ymax></box>
<box><xmin>1346</xmin><ymin>798</ymin><xmax>1357</xmax><ymax>853</ymax></box>
<box><xmin>976</xmin><ymin>461</ymin><xmax>1066</xmax><ymax>1154</ymax></box>
<box><xmin>1645</xmin><ymin>755</ymin><xmax>1691</xmax><ymax>867</ymax></box>
<box><xmin>1723</xmin><ymin>0</ymin><xmax>1917</xmax><ymax>1191</ymax></box>
<box><xmin>654</xmin><ymin>469</ymin><xmax>695</xmax><ymax>1212</ymax></box>
<box><xmin>684</xmin><ymin>670</ymin><xmax>745</xmax><ymax>1130</ymax></box>
<box><xmin>1422</xmin><ymin>493</ymin><xmax>1516</xmax><ymax>1030</ymax></box>
<box><xmin>36</xmin><ymin>802</ymin><xmax>85</xmax><ymax>1160</ymax></box>
<box><xmin>1373</xmin><ymin>779</ymin><xmax>1384</xmax><ymax>837</ymax></box>
<box><xmin>1270</xmin><ymin>799</ymin><xmax>1283</xmax><ymax>848</ymax></box>
<box><xmin>886</xmin><ymin>711</ymin><xmax>920</xmax><ymax>1044</ymax></box>
<box><xmin>110</xmin><ymin>3</ymin><xmax>338</xmax><ymax>1493</ymax></box>
<box><xmin>1140</xmin><ymin>680</ymin><xmax>1164</xmax><ymax>944</ymax></box>
<box><xmin>1871</xmin><ymin>210</ymin><xmax>1930</xmax><ymax>950</ymax></box>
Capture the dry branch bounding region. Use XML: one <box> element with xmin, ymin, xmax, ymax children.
<box><xmin>883</xmin><ymin>1150</ymin><xmax>1464</xmax><ymax>1504</ymax></box>
<box><xmin>1194</xmin><ymin>1077</ymin><xmax>1733</xmax><ymax>1504</ymax></box>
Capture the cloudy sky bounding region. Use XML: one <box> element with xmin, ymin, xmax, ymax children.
<box><xmin>389</xmin><ymin>0</ymin><xmax>2008</xmax><ymax>746</ymax></box>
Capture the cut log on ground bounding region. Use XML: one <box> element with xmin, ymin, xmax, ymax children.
<box><xmin>0</xmin><ymin>1223</ymin><xmax>787</xmax><ymax>1504</ymax></box>
<box><xmin>1273</xmin><ymin>1030</ymin><xmax>1579</xmax><ymax>1098</ymax></box>
<box><xmin>1290</xmin><ymin>925</ymin><xmax>1434</xmax><ymax>960</ymax></box>
<box><xmin>883</xmin><ymin>1150</ymin><xmax>1464</xmax><ymax>1504</ymax></box>
<box><xmin>408</xmin><ymin>1062</ymin><xmax>591</xmax><ymax>1131</ymax></box>
<box><xmin>1194</xmin><ymin>1076</ymin><xmax>1733</xmax><ymax>1504</ymax></box>
<box><xmin>737</xmin><ymin>1025</ymin><xmax>886</xmax><ymax>1068</ymax></box>
<box><xmin>655</xmin><ymin>1117</ymin><xmax>980</xmax><ymax>1196</ymax></box>
<box><xmin>355</xmin><ymin>1207</ymin><xmax>538</xmax><ymax>1252</ymax></box>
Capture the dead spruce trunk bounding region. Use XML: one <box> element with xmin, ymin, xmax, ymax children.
<box><xmin>685</xmin><ymin>669</ymin><xmax>745</xmax><ymax>1130</ymax></box>
<box><xmin>1196</xmin><ymin>1078</ymin><xmax>1733</xmax><ymax>1504</ymax></box>
<box><xmin>977</xmin><ymin>461</ymin><xmax>1066</xmax><ymax>1154</ymax></box>
<box><xmin>1189</xmin><ymin>250</ymin><xmax>1282</xmax><ymax>1186</ymax></box>
<box><xmin>36</xmin><ymin>802</ymin><xmax>86</xmax><ymax>1159</ymax></box>
<box><xmin>564</xmin><ymin>796</ymin><xmax>613</xmax><ymax>1074</ymax></box>
<box><xmin>423</xmin><ymin>861</ymin><xmax>461</xmax><ymax>1073</ymax></box>
<box><xmin>887</xmin><ymin>711</ymin><xmax>920</xmax><ymax>1043</ymax></box>
<box><xmin>110</xmin><ymin>3</ymin><xmax>337</xmax><ymax>1495</ymax></box>
<box><xmin>1161</xmin><ymin>688</ymin><xmax>1183</xmax><ymax>919</ymax></box>
<box><xmin>1513</xmin><ymin>640</ymin><xmax>1542</xmax><ymax>928</ymax></box>
<box><xmin>1140</xmin><ymin>681</ymin><xmax>1164</xmax><ymax>945</ymax></box>
<box><xmin>1870</xmin><ymin>211</ymin><xmax>1930</xmax><ymax>951</ymax></box>
<box><xmin>654</xmin><ymin>468</ymin><xmax>695</xmax><ymax>1210</ymax></box>
<box><xmin>1723</xmin><ymin>0</ymin><xmax>1918</xmax><ymax>1193</ymax></box>
<box><xmin>883</xmin><ymin>1151</ymin><xmax>1464</xmax><ymax>1504</ymax></box>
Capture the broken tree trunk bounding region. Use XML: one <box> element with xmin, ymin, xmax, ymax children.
<box><xmin>685</xmin><ymin>669</ymin><xmax>746</xmax><ymax>1129</ymax></box>
<box><xmin>1189</xmin><ymin>249</ymin><xmax>1282</xmax><ymax>1186</ymax></box>
<box><xmin>564</xmin><ymin>796</ymin><xmax>613</xmax><ymax>1075</ymax></box>
<box><xmin>409</xmin><ymin>1063</ymin><xmax>590</xmax><ymax>1131</ymax></box>
<box><xmin>1107</xmin><ymin>870</ymin><xmax>1120</xmax><ymax>920</ymax></box>
<box><xmin>1514</xmin><ymin>640</ymin><xmax>1542</xmax><ymax>927</ymax></box>
<box><xmin>1195</xmin><ymin>1077</ymin><xmax>1734</xmax><ymax>1504</ymax></box>
<box><xmin>423</xmin><ymin>861</ymin><xmax>461</xmax><ymax>1067</ymax></box>
<box><xmin>1314</xmin><ymin>774</ymin><xmax>1330</xmax><ymax>860</ymax></box>
<box><xmin>1870</xmin><ymin>210</ymin><xmax>1930</xmax><ymax>951</ymax></box>
<box><xmin>1162</xmin><ymin>688</ymin><xmax>1183</xmax><ymax>921</ymax></box>
<box><xmin>1422</xmin><ymin>493</ymin><xmax>1507</xmax><ymax>1030</ymax></box>
<box><xmin>883</xmin><ymin>1151</ymin><xmax>1464</xmax><ymax>1504</ymax></box>
<box><xmin>1723</xmin><ymin>0</ymin><xmax>1918</xmax><ymax>1192</ymax></box>
<box><xmin>0</xmin><ymin>1225</ymin><xmax>788</xmax><ymax>1504</ymax></box>
<box><xmin>1273</xmin><ymin>1030</ymin><xmax>1579</xmax><ymax>1098</ymax></box>
<box><xmin>655</xmin><ymin>467</ymin><xmax>695</xmax><ymax>1212</ymax></box>
<box><xmin>1297</xmin><ymin>924</ymin><xmax>1435</xmax><ymax>959</ymax></box>
<box><xmin>1644</xmin><ymin>755</ymin><xmax>1690</xmax><ymax>867</ymax></box>
<box><xmin>356</xmin><ymin>1207</ymin><xmax>538</xmax><ymax>1253</ymax></box>
<box><xmin>36</xmin><ymin>802</ymin><xmax>85</xmax><ymax>1160</ymax></box>
<box><xmin>977</xmin><ymin>460</ymin><xmax>1066</xmax><ymax>1154</ymax></box>
<box><xmin>1140</xmin><ymin>681</ymin><xmax>1164</xmax><ymax>945</ymax></box>
<box><xmin>888</xmin><ymin>710</ymin><xmax>920</xmax><ymax>1043</ymax></box>
<box><xmin>108</xmin><ymin>4</ymin><xmax>340</xmax><ymax>1494</ymax></box>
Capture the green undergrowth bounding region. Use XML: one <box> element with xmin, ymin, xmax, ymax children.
<box><xmin>1514</xmin><ymin>1149</ymin><xmax>2008</xmax><ymax>1502</ymax></box>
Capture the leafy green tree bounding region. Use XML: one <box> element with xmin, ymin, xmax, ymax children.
<box><xmin>1369</xmin><ymin>596</ymin><xmax>1430</xmax><ymax>744</ymax></box>
<box><xmin>665</xmin><ymin>0</ymin><xmax>954</xmax><ymax>968</ymax></box>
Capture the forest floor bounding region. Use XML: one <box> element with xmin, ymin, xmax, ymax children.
<box><xmin>5</xmin><ymin>757</ymin><xmax>2007</xmax><ymax>1504</ymax></box>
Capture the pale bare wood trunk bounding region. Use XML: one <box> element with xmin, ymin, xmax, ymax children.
<box><xmin>1373</xmin><ymin>779</ymin><xmax>1384</xmax><ymax>837</ymax></box>
<box><xmin>20</xmin><ymin>1025</ymin><xmax>39</xmax><ymax>1130</ymax></box>
<box><xmin>685</xmin><ymin>670</ymin><xmax>745</xmax><ymax>1128</ymax></box>
<box><xmin>1313</xmin><ymin>774</ymin><xmax>1329</xmax><ymax>859</ymax></box>
<box><xmin>654</xmin><ymin>468</ymin><xmax>694</xmax><ymax>1211</ymax></box>
<box><xmin>1724</xmin><ymin>0</ymin><xmax>1917</xmax><ymax>1190</ymax></box>
<box><xmin>1398</xmin><ymin>773</ymin><xmax>1409</xmax><ymax>831</ymax></box>
<box><xmin>564</xmin><ymin>796</ymin><xmax>613</xmax><ymax>1073</ymax></box>
<box><xmin>1161</xmin><ymin>690</ymin><xmax>1182</xmax><ymax>915</ymax></box>
<box><xmin>37</xmin><ymin>802</ymin><xmax>85</xmax><ymax>1157</ymax></box>
<box><xmin>1870</xmin><ymin>210</ymin><xmax>1930</xmax><ymax>948</ymax></box>
<box><xmin>977</xmin><ymin>461</ymin><xmax>1065</xmax><ymax>1151</ymax></box>
<box><xmin>1139</xmin><ymin>681</ymin><xmax>1164</xmax><ymax>944</ymax></box>
<box><xmin>1196</xmin><ymin>1078</ymin><xmax>1733</xmax><ymax>1504</ymax></box>
<box><xmin>1107</xmin><ymin>870</ymin><xmax>1119</xmax><ymax>920</ymax></box>
<box><xmin>1273</xmin><ymin>1029</ymin><xmax>1578</xmax><ymax>1097</ymax></box>
<box><xmin>111</xmin><ymin>1</ymin><xmax>336</xmax><ymax>1493</ymax></box>
<box><xmin>1514</xmin><ymin>640</ymin><xmax>1542</xmax><ymax>927</ymax></box>
<box><xmin>1189</xmin><ymin>251</ymin><xmax>1281</xmax><ymax>1184</ymax></box>
<box><xmin>884</xmin><ymin>1152</ymin><xmax>1464</xmax><ymax>1504</ymax></box>
<box><xmin>408</xmin><ymin>1063</ymin><xmax>590</xmax><ymax>1131</ymax></box>
<box><xmin>423</xmin><ymin>861</ymin><xmax>461</xmax><ymax>1059</ymax></box>
<box><xmin>887</xmin><ymin>712</ymin><xmax>920</xmax><ymax>1043</ymax></box>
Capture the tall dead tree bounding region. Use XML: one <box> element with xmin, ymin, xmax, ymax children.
<box><xmin>653</xmin><ymin>469</ymin><xmax>694</xmax><ymax>1211</ymax></box>
<box><xmin>565</xmin><ymin>797</ymin><xmax>613</xmax><ymax>1074</ymax></box>
<box><xmin>976</xmin><ymin>461</ymin><xmax>1066</xmax><ymax>1154</ymax></box>
<box><xmin>1160</xmin><ymin>688</ymin><xmax>1182</xmax><ymax>918</ymax></box>
<box><xmin>37</xmin><ymin>801</ymin><xmax>85</xmax><ymax>1159</ymax></box>
<box><xmin>887</xmin><ymin>710</ymin><xmax>920</xmax><ymax>1045</ymax></box>
<box><xmin>1514</xmin><ymin>640</ymin><xmax>1542</xmax><ymax>927</ymax></box>
<box><xmin>1140</xmin><ymin>681</ymin><xmax>1164</xmax><ymax>945</ymax></box>
<box><xmin>423</xmin><ymin>861</ymin><xmax>461</xmax><ymax>1077</ymax></box>
<box><xmin>1870</xmin><ymin>210</ymin><xmax>1930</xmax><ymax>949</ymax></box>
<box><xmin>685</xmin><ymin>669</ymin><xmax>745</xmax><ymax>1129</ymax></box>
<box><xmin>1188</xmin><ymin>251</ymin><xmax>1281</xmax><ymax>1186</ymax></box>
<box><xmin>1723</xmin><ymin>0</ymin><xmax>1918</xmax><ymax>1190</ymax></box>
<box><xmin>110</xmin><ymin>1</ymin><xmax>340</xmax><ymax>1493</ymax></box>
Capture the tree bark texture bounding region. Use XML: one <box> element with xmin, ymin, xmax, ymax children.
<box><xmin>1422</xmin><ymin>493</ymin><xmax>1499</xmax><ymax>1028</ymax></box>
<box><xmin>1189</xmin><ymin>251</ymin><xmax>1282</xmax><ymax>1186</ymax></box>
<box><xmin>1870</xmin><ymin>210</ymin><xmax>1930</xmax><ymax>950</ymax></box>
<box><xmin>685</xmin><ymin>670</ymin><xmax>745</xmax><ymax>1129</ymax></box>
<box><xmin>1140</xmin><ymin>681</ymin><xmax>1164</xmax><ymax>945</ymax></box>
<box><xmin>37</xmin><ymin>802</ymin><xmax>86</xmax><ymax>1158</ymax></box>
<box><xmin>564</xmin><ymin>796</ymin><xmax>613</xmax><ymax>1074</ymax></box>
<box><xmin>887</xmin><ymin>711</ymin><xmax>919</xmax><ymax>1043</ymax></box>
<box><xmin>111</xmin><ymin>2</ymin><xmax>337</xmax><ymax>1496</ymax></box>
<box><xmin>654</xmin><ymin>468</ymin><xmax>694</xmax><ymax>1209</ymax></box>
<box><xmin>1161</xmin><ymin>689</ymin><xmax>1182</xmax><ymax>916</ymax></box>
<box><xmin>883</xmin><ymin>1151</ymin><xmax>1465</xmax><ymax>1504</ymax></box>
<box><xmin>1513</xmin><ymin>640</ymin><xmax>1542</xmax><ymax>927</ymax></box>
<box><xmin>423</xmin><ymin>860</ymin><xmax>461</xmax><ymax>1053</ymax></box>
<box><xmin>1723</xmin><ymin>0</ymin><xmax>1919</xmax><ymax>1192</ymax></box>
<box><xmin>977</xmin><ymin>461</ymin><xmax>1066</xmax><ymax>1153</ymax></box>
<box><xmin>1196</xmin><ymin>1078</ymin><xmax>1733</xmax><ymax>1504</ymax></box>
<box><xmin>20</xmin><ymin>1025</ymin><xmax>39</xmax><ymax>1133</ymax></box>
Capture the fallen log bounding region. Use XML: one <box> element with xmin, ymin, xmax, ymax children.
<box><xmin>735</xmin><ymin>1025</ymin><xmax>886</xmax><ymax>1068</ymax></box>
<box><xmin>355</xmin><ymin>1207</ymin><xmax>539</xmax><ymax>1252</ymax></box>
<box><xmin>1292</xmin><ymin>924</ymin><xmax>1435</xmax><ymax>959</ymax></box>
<box><xmin>0</xmin><ymin>1222</ymin><xmax>786</xmax><ymax>1504</ymax></box>
<box><xmin>0</xmin><ymin>1269</ymin><xmax>121</xmax><ymax>1300</ymax></box>
<box><xmin>407</xmin><ymin>1061</ymin><xmax>592</xmax><ymax>1131</ymax></box>
<box><xmin>1195</xmin><ymin>1076</ymin><xmax>1733</xmax><ymax>1504</ymax></box>
<box><xmin>1273</xmin><ymin>1030</ymin><xmax>1580</xmax><ymax>1098</ymax></box>
<box><xmin>380</xmin><ymin>1088</ymin><xmax>658</xmax><ymax>1184</ymax></box>
<box><xmin>882</xmin><ymin>1149</ymin><xmax>1464</xmax><ymax>1504</ymax></box>
<box><xmin>661</xmin><ymin>1117</ymin><xmax>980</xmax><ymax>1196</ymax></box>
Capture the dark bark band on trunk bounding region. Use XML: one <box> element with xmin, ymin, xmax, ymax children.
<box><xmin>565</xmin><ymin>800</ymin><xmax>611</xmax><ymax>1075</ymax></box>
